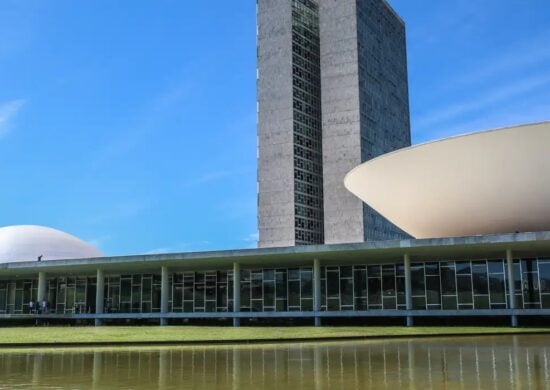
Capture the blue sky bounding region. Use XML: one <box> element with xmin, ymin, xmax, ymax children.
<box><xmin>0</xmin><ymin>1</ymin><xmax>548</xmax><ymax>256</ymax></box>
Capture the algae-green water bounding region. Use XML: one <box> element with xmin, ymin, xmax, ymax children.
<box><xmin>0</xmin><ymin>335</ymin><xmax>548</xmax><ymax>389</ymax></box>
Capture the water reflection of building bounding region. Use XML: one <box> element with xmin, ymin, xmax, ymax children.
<box><xmin>1</xmin><ymin>338</ymin><xmax>549</xmax><ymax>389</ymax></box>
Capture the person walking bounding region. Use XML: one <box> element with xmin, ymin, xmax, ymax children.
<box><xmin>41</xmin><ymin>299</ymin><xmax>47</xmax><ymax>314</ymax></box>
<box><xmin>29</xmin><ymin>300</ymin><xmax>34</xmax><ymax>314</ymax></box>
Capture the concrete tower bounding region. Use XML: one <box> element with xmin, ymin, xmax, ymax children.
<box><xmin>257</xmin><ymin>0</ymin><xmax>410</xmax><ymax>248</ymax></box>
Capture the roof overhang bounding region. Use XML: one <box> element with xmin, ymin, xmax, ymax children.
<box><xmin>1</xmin><ymin>231</ymin><xmax>550</xmax><ymax>278</ymax></box>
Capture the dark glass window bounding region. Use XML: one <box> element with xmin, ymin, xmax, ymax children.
<box><xmin>326</xmin><ymin>270</ymin><xmax>339</xmax><ymax>298</ymax></box>
<box><xmin>442</xmin><ymin>295</ymin><xmax>457</xmax><ymax>310</ymax></box>
<box><xmin>425</xmin><ymin>262</ymin><xmax>439</xmax><ymax>276</ymax></box>
<box><xmin>411</xmin><ymin>266</ymin><xmax>425</xmax><ymax>296</ymax></box>
<box><xmin>426</xmin><ymin>276</ymin><xmax>441</xmax><ymax>305</ymax></box>
<box><xmin>456</xmin><ymin>274</ymin><xmax>473</xmax><ymax>304</ymax></box>
<box><xmin>474</xmin><ymin>295</ymin><xmax>489</xmax><ymax>309</ymax></box>
<box><xmin>340</xmin><ymin>266</ymin><xmax>352</xmax><ymax>278</ymax></box>
<box><xmin>368</xmin><ymin>278</ymin><xmax>382</xmax><ymax>305</ymax></box>
<box><xmin>288</xmin><ymin>280</ymin><xmax>301</xmax><ymax>307</ymax></box>
<box><xmin>522</xmin><ymin>272</ymin><xmax>540</xmax><ymax>304</ymax></box>
<box><xmin>300</xmin><ymin>269</ymin><xmax>313</xmax><ymax>299</ymax></box>
<box><xmin>240</xmin><ymin>282</ymin><xmax>250</xmax><ymax>308</ymax></box>
<box><xmin>488</xmin><ymin>260</ymin><xmax>504</xmax><ymax>274</ymax></box>
<box><xmin>412</xmin><ymin>296</ymin><xmax>426</xmax><ymax>310</ymax></box>
<box><xmin>472</xmin><ymin>264</ymin><xmax>489</xmax><ymax>295</ymax></box>
<box><xmin>455</xmin><ymin>261</ymin><xmax>471</xmax><ymax>275</ymax></box>
<box><xmin>382</xmin><ymin>265</ymin><xmax>396</xmax><ymax>297</ymax></box>
<box><xmin>539</xmin><ymin>263</ymin><xmax>550</xmax><ymax>293</ymax></box>
<box><xmin>340</xmin><ymin>278</ymin><xmax>353</xmax><ymax>307</ymax></box>
<box><xmin>367</xmin><ymin>265</ymin><xmax>381</xmax><ymax>277</ymax></box>
<box><xmin>354</xmin><ymin>269</ymin><xmax>367</xmax><ymax>298</ymax></box>
<box><xmin>276</xmin><ymin>271</ymin><xmax>287</xmax><ymax>299</ymax></box>
<box><xmin>489</xmin><ymin>274</ymin><xmax>506</xmax><ymax>304</ymax></box>
<box><xmin>440</xmin><ymin>266</ymin><xmax>456</xmax><ymax>295</ymax></box>
<box><xmin>264</xmin><ymin>281</ymin><xmax>275</xmax><ymax>308</ymax></box>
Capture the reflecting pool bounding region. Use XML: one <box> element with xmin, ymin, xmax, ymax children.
<box><xmin>0</xmin><ymin>335</ymin><xmax>549</xmax><ymax>389</ymax></box>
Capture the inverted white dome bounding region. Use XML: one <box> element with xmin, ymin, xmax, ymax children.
<box><xmin>0</xmin><ymin>225</ymin><xmax>103</xmax><ymax>263</ymax></box>
<box><xmin>344</xmin><ymin>122</ymin><xmax>550</xmax><ymax>239</ymax></box>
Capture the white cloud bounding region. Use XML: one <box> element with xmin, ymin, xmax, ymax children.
<box><xmin>243</xmin><ymin>232</ymin><xmax>259</xmax><ymax>242</ymax></box>
<box><xmin>143</xmin><ymin>240</ymin><xmax>213</xmax><ymax>255</ymax></box>
<box><xmin>414</xmin><ymin>73</ymin><xmax>550</xmax><ymax>140</ymax></box>
<box><xmin>143</xmin><ymin>247</ymin><xmax>173</xmax><ymax>255</ymax></box>
<box><xmin>0</xmin><ymin>99</ymin><xmax>25</xmax><ymax>138</ymax></box>
<box><xmin>243</xmin><ymin>232</ymin><xmax>259</xmax><ymax>248</ymax></box>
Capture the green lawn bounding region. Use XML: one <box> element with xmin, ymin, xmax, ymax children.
<box><xmin>0</xmin><ymin>326</ymin><xmax>549</xmax><ymax>346</ymax></box>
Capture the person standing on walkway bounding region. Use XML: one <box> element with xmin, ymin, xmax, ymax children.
<box><xmin>29</xmin><ymin>300</ymin><xmax>34</xmax><ymax>314</ymax></box>
<box><xmin>41</xmin><ymin>299</ymin><xmax>47</xmax><ymax>314</ymax></box>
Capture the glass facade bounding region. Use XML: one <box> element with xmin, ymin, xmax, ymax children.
<box><xmin>48</xmin><ymin>277</ymin><xmax>96</xmax><ymax>314</ymax></box>
<box><xmin>0</xmin><ymin>279</ymin><xmax>37</xmax><ymax>314</ymax></box>
<box><xmin>1</xmin><ymin>258</ymin><xmax>549</xmax><ymax>315</ymax></box>
<box><xmin>169</xmin><ymin>271</ymin><xmax>233</xmax><ymax>313</ymax></box>
<box><xmin>240</xmin><ymin>267</ymin><xmax>313</xmax><ymax>312</ymax></box>
<box><xmin>291</xmin><ymin>0</ymin><xmax>324</xmax><ymax>245</ymax></box>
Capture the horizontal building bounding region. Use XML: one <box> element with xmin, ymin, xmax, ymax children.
<box><xmin>1</xmin><ymin>226</ymin><xmax>549</xmax><ymax>327</ymax></box>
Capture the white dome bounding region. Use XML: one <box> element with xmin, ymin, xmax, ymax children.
<box><xmin>0</xmin><ymin>225</ymin><xmax>103</xmax><ymax>263</ymax></box>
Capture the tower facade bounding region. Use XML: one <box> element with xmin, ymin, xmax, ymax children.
<box><xmin>258</xmin><ymin>0</ymin><xmax>410</xmax><ymax>248</ymax></box>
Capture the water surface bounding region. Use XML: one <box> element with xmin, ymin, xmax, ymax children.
<box><xmin>0</xmin><ymin>335</ymin><xmax>549</xmax><ymax>389</ymax></box>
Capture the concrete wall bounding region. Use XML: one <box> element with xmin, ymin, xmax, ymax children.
<box><xmin>320</xmin><ymin>0</ymin><xmax>411</xmax><ymax>244</ymax></box>
<box><xmin>319</xmin><ymin>0</ymin><xmax>365</xmax><ymax>244</ymax></box>
<box><xmin>257</xmin><ymin>0</ymin><xmax>296</xmax><ymax>248</ymax></box>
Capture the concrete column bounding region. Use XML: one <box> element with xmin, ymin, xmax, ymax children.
<box><xmin>95</xmin><ymin>269</ymin><xmax>104</xmax><ymax>326</ymax></box>
<box><xmin>506</xmin><ymin>249</ymin><xmax>518</xmax><ymax>327</ymax></box>
<box><xmin>313</xmin><ymin>258</ymin><xmax>321</xmax><ymax>327</ymax></box>
<box><xmin>233</xmin><ymin>262</ymin><xmax>241</xmax><ymax>327</ymax></box>
<box><xmin>37</xmin><ymin>271</ymin><xmax>47</xmax><ymax>303</ymax></box>
<box><xmin>404</xmin><ymin>254</ymin><xmax>413</xmax><ymax>327</ymax></box>
<box><xmin>160</xmin><ymin>266</ymin><xmax>169</xmax><ymax>326</ymax></box>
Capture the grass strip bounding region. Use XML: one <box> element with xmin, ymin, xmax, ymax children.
<box><xmin>0</xmin><ymin>326</ymin><xmax>548</xmax><ymax>346</ymax></box>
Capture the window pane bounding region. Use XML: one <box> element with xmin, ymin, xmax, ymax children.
<box><xmin>440</xmin><ymin>267</ymin><xmax>456</xmax><ymax>295</ymax></box>
<box><xmin>367</xmin><ymin>265</ymin><xmax>381</xmax><ymax>277</ymax></box>
<box><xmin>327</xmin><ymin>271</ymin><xmax>339</xmax><ymax>298</ymax></box>
<box><xmin>368</xmin><ymin>278</ymin><xmax>382</xmax><ymax>305</ymax></box>
<box><xmin>426</xmin><ymin>276</ymin><xmax>441</xmax><ymax>305</ymax></box>
<box><xmin>300</xmin><ymin>270</ymin><xmax>312</xmax><ymax>299</ymax></box>
<box><xmin>340</xmin><ymin>278</ymin><xmax>353</xmax><ymax>307</ymax></box>
<box><xmin>383</xmin><ymin>296</ymin><xmax>397</xmax><ymax>310</ymax></box>
<box><xmin>425</xmin><ymin>262</ymin><xmax>439</xmax><ymax>276</ymax></box>
<box><xmin>442</xmin><ymin>295</ymin><xmax>457</xmax><ymax>310</ymax></box>
<box><xmin>142</xmin><ymin>278</ymin><xmax>152</xmax><ymax>302</ymax></box>
<box><xmin>288</xmin><ymin>280</ymin><xmax>300</xmax><ymax>307</ymax></box>
<box><xmin>488</xmin><ymin>260</ymin><xmax>504</xmax><ymax>274</ymax></box>
<box><xmin>474</xmin><ymin>295</ymin><xmax>489</xmax><ymax>309</ymax></box>
<box><xmin>340</xmin><ymin>266</ymin><xmax>352</xmax><ymax>278</ymax></box>
<box><xmin>276</xmin><ymin>271</ymin><xmax>287</xmax><ymax>299</ymax></box>
<box><xmin>240</xmin><ymin>282</ymin><xmax>250</xmax><ymax>308</ymax></box>
<box><xmin>264</xmin><ymin>281</ymin><xmax>275</xmax><ymax>308</ymax></box>
<box><xmin>382</xmin><ymin>266</ymin><xmax>396</xmax><ymax>297</ymax></box>
<box><xmin>457</xmin><ymin>275</ymin><xmax>473</xmax><ymax>304</ymax></box>
<box><xmin>411</xmin><ymin>266</ymin><xmax>425</xmax><ymax>296</ymax></box>
<box><xmin>354</xmin><ymin>269</ymin><xmax>367</xmax><ymax>298</ymax></box>
<box><xmin>472</xmin><ymin>265</ymin><xmax>488</xmax><ymax>295</ymax></box>
<box><xmin>412</xmin><ymin>296</ymin><xmax>426</xmax><ymax>310</ymax></box>
<box><xmin>539</xmin><ymin>263</ymin><xmax>550</xmax><ymax>294</ymax></box>
<box><xmin>455</xmin><ymin>261</ymin><xmax>471</xmax><ymax>275</ymax></box>
<box><xmin>522</xmin><ymin>272</ymin><xmax>540</xmax><ymax>303</ymax></box>
<box><xmin>489</xmin><ymin>274</ymin><xmax>506</xmax><ymax>304</ymax></box>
